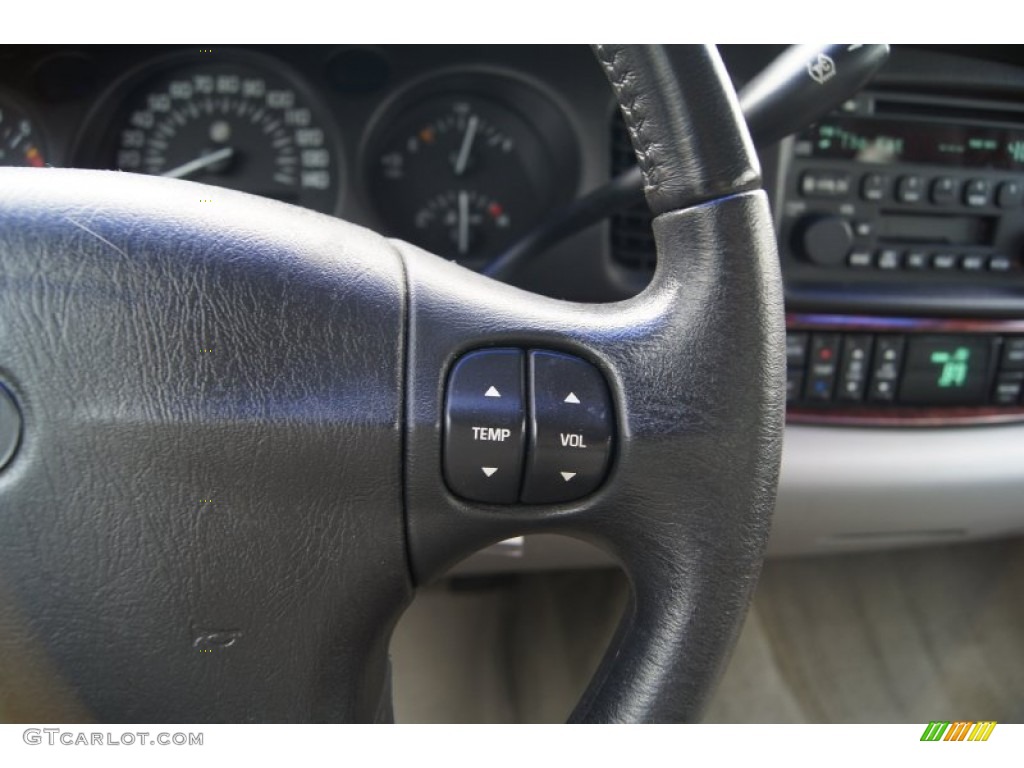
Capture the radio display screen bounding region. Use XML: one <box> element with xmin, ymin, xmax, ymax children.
<box><xmin>801</xmin><ymin>117</ymin><xmax>1024</xmax><ymax>169</ymax></box>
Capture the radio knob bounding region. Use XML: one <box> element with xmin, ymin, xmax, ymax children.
<box><xmin>796</xmin><ymin>216</ymin><xmax>854</xmax><ymax>267</ymax></box>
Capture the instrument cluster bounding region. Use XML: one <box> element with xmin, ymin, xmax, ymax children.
<box><xmin>0</xmin><ymin>46</ymin><xmax>584</xmax><ymax>267</ymax></box>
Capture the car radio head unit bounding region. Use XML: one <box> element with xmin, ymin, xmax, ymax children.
<box><xmin>776</xmin><ymin>92</ymin><xmax>1024</xmax><ymax>308</ymax></box>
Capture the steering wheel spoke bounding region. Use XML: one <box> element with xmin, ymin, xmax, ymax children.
<box><xmin>401</xmin><ymin>188</ymin><xmax>784</xmax><ymax>721</ymax></box>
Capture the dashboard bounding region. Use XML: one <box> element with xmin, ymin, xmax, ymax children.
<box><xmin>3</xmin><ymin>44</ymin><xmax>1024</xmax><ymax>564</ymax></box>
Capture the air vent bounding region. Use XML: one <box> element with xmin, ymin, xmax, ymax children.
<box><xmin>610</xmin><ymin>112</ymin><xmax>656</xmax><ymax>271</ymax></box>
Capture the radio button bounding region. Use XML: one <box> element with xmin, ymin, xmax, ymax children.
<box><xmin>861</xmin><ymin>173</ymin><xmax>887</xmax><ymax>202</ymax></box>
<box><xmin>896</xmin><ymin>175</ymin><xmax>925</xmax><ymax>204</ymax></box>
<box><xmin>997</xmin><ymin>180</ymin><xmax>1023</xmax><ymax>209</ymax></box>
<box><xmin>800</xmin><ymin>216</ymin><xmax>854</xmax><ymax>266</ymax></box>
<box><xmin>989</xmin><ymin>255</ymin><xmax>1012</xmax><ymax>272</ymax></box>
<box><xmin>877</xmin><ymin>249</ymin><xmax>902</xmax><ymax>270</ymax></box>
<box><xmin>906</xmin><ymin>252</ymin><xmax>929</xmax><ymax>270</ymax></box>
<box><xmin>964</xmin><ymin>179</ymin><xmax>991</xmax><ymax>207</ymax></box>
<box><xmin>930</xmin><ymin>176</ymin><xmax>958</xmax><ymax>205</ymax></box>
<box><xmin>801</xmin><ymin>171</ymin><xmax>851</xmax><ymax>198</ymax></box>
<box><xmin>932</xmin><ymin>253</ymin><xmax>958</xmax><ymax>270</ymax></box>
<box><xmin>962</xmin><ymin>254</ymin><xmax>985</xmax><ymax>272</ymax></box>
<box><xmin>848</xmin><ymin>251</ymin><xmax>872</xmax><ymax>268</ymax></box>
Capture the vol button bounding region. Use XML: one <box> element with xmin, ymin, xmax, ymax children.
<box><xmin>521</xmin><ymin>351</ymin><xmax>614</xmax><ymax>504</ymax></box>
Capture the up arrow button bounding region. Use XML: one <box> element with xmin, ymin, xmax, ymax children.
<box><xmin>485</xmin><ymin>386</ymin><xmax>501</xmax><ymax>397</ymax></box>
<box><xmin>564</xmin><ymin>392</ymin><xmax>580</xmax><ymax>404</ymax></box>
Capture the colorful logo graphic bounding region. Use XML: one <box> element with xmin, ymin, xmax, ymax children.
<box><xmin>920</xmin><ymin>721</ymin><xmax>997</xmax><ymax>742</ymax></box>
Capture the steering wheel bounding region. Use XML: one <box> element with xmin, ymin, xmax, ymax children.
<box><xmin>0</xmin><ymin>45</ymin><xmax>783</xmax><ymax>723</ymax></box>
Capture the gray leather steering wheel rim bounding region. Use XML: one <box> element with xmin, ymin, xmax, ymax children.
<box><xmin>0</xmin><ymin>44</ymin><xmax>784</xmax><ymax>723</ymax></box>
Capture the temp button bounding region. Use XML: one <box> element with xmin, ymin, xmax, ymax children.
<box><xmin>521</xmin><ymin>351</ymin><xmax>613</xmax><ymax>504</ymax></box>
<box><xmin>444</xmin><ymin>349</ymin><xmax>525</xmax><ymax>504</ymax></box>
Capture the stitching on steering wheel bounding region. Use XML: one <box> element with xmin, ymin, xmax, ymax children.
<box><xmin>593</xmin><ymin>45</ymin><xmax>660</xmax><ymax>194</ymax></box>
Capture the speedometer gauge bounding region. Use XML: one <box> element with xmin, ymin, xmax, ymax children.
<box><xmin>95</xmin><ymin>55</ymin><xmax>340</xmax><ymax>214</ymax></box>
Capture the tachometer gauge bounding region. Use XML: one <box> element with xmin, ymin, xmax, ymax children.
<box><xmin>367</xmin><ymin>81</ymin><xmax>578</xmax><ymax>266</ymax></box>
<box><xmin>94</xmin><ymin>55</ymin><xmax>340</xmax><ymax>214</ymax></box>
<box><xmin>0</xmin><ymin>97</ymin><xmax>47</xmax><ymax>168</ymax></box>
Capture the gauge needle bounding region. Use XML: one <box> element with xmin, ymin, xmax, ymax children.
<box><xmin>453</xmin><ymin>115</ymin><xmax>479</xmax><ymax>176</ymax></box>
<box><xmin>161</xmin><ymin>147</ymin><xmax>235</xmax><ymax>180</ymax></box>
<box><xmin>457</xmin><ymin>190</ymin><xmax>470</xmax><ymax>256</ymax></box>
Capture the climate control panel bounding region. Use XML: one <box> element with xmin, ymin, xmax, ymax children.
<box><xmin>786</xmin><ymin>315</ymin><xmax>1024</xmax><ymax>425</ymax></box>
